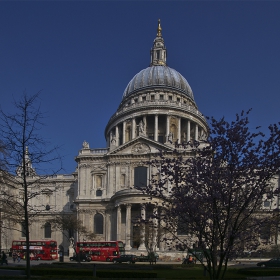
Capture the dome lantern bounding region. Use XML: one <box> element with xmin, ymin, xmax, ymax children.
<box><xmin>150</xmin><ymin>19</ymin><xmax>167</xmax><ymax>66</ymax></box>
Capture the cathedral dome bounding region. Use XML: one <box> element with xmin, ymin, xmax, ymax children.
<box><xmin>122</xmin><ymin>65</ymin><xmax>194</xmax><ymax>100</ymax></box>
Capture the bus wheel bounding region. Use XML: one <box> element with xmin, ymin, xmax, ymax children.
<box><xmin>106</xmin><ymin>258</ymin><xmax>110</xmax><ymax>262</ymax></box>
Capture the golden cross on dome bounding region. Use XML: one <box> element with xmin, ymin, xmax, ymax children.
<box><xmin>157</xmin><ymin>19</ymin><xmax>162</xmax><ymax>37</ymax></box>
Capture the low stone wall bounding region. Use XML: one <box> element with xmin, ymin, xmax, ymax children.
<box><xmin>132</xmin><ymin>249</ymin><xmax>186</xmax><ymax>262</ymax></box>
<box><xmin>157</xmin><ymin>251</ymin><xmax>186</xmax><ymax>262</ymax></box>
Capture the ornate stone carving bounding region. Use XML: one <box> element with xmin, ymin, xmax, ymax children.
<box><xmin>91</xmin><ymin>165</ymin><xmax>107</xmax><ymax>171</ymax></box>
<box><xmin>79</xmin><ymin>163</ymin><xmax>89</xmax><ymax>169</ymax></box>
<box><xmin>111</xmin><ymin>135</ymin><xmax>116</xmax><ymax>145</ymax></box>
<box><xmin>82</xmin><ymin>140</ymin><xmax>89</xmax><ymax>149</ymax></box>
<box><xmin>132</xmin><ymin>143</ymin><xmax>150</xmax><ymax>154</ymax></box>
<box><xmin>138</xmin><ymin>120</ymin><xmax>145</xmax><ymax>136</ymax></box>
<box><xmin>198</xmin><ymin>130</ymin><xmax>207</xmax><ymax>141</ymax></box>
<box><xmin>77</xmin><ymin>209</ymin><xmax>97</xmax><ymax>214</ymax></box>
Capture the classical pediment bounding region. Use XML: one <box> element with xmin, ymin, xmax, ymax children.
<box><xmin>107</xmin><ymin>136</ymin><xmax>173</xmax><ymax>156</ymax></box>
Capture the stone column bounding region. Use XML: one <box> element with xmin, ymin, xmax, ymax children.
<box><xmin>166</xmin><ymin>115</ymin><xmax>170</xmax><ymax>142</ymax></box>
<box><xmin>159</xmin><ymin>208</ymin><xmax>165</xmax><ymax>252</ymax></box>
<box><xmin>125</xmin><ymin>204</ymin><xmax>132</xmax><ymax>250</ymax></box>
<box><xmin>115</xmin><ymin>125</ymin><xmax>119</xmax><ymax>147</ymax></box>
<box><xmin>117</xmin><ymin>205</ymin><xmax>121</xmax><ymax>241</ymax></box>
<box><xmin>187</xmin><ymin>120</ymin><xmax>190</xmax><ymax>142</ymax></box>
<box><xmin>143</xmin><ymin>115</ymin><xmax>147</xmax><ymax>135</ymax></box>
<box><xmin>105</xmin><ymin>209</ymin><xmax>112</xmax><ymax>241</ymax></box>
<box><xmin>195</xmin><ymin>124</ymin><xmax>198</xmax><ymax>141</ymax></box>
<box><xmin>123</xmin><ymin>121</ymin><xmax>126</xmax><ymax>144</ymax></box>
<box><xmin>132</xmin><ymin>118</ymin><xmax>136</xmax><ymax>139</ymax></box>
<box><xmin>110</xmin><ymin>131</ymin><xmax>113</xmax><ymax>144</ymax></box>
<box><xmin>153</xmin><ymin>206</ymin><xmax>159</xmax><ymax>251</ymax></box>
<box><xmin>154</xmin><ymin>114</ymin><xmax>158</xmax><ymax>141</ymax></box>
<box><xmin>79</xmin><ymin>164</ymin><xmax>87</xmax><ymax>197</ymax></box>
<box><xmin>138</xmin><ymin>204</ymin><xmax>146</xmax><ymax>250</ymax></box>
<box><xmin>177</xmin><ymin>117</ymin><xmax>181</xmax><ymax>144</ymax></box>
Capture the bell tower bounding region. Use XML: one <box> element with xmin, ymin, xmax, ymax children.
<box><xmin>16</xmin><ymin>146</ymin><xmax>36</xmax><ymax>177</ymax></box>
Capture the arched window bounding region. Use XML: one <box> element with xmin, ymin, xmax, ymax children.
<box><xmin>44</xmin><ymin>222</ymin><xmax>51</xmax><ymax>238</ymax></box>
<box><xmin>94</xmin><ymin>213</ymin><xmax>104</xmax><ymax>234</ymax></box>
<box><xmin>134</xmin><ymin>166</ymin><xmax>147</xmax><ymax>189</ymax></box>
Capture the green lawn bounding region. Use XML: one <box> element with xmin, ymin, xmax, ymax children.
<box><xmin>2</xmin><ymin>263</ymin><xmax>280</xmax><ymax>279</ymax></box>
<box><xmin>155</xmin><ymin>265</ymin><xmax>280</xmax><ymax>279</ymax></box>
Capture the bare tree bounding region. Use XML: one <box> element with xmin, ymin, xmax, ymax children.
<box><xmin>0</xmin><ymin>91</ymin><xmax>62</xmax><ymax>279</ymax></box>
<box><xmin>45</xmin><ymin>213</ymin><xmax>95</xmax><ymax>262</ymax></box>
<box><xmin>139</xmin><ymin>111</ymin><xmax>280</xmax><ymax>280</ymax></box>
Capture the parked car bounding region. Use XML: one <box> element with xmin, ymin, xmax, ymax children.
<box><xmin>70</xmin><ymin>253</ymin><xmax>91</xmax><ymax>262</ymax></box>
<box><xmin>138</xmin><ymin>253</ymin><xmax>159</xmax><ymax>262</ymax></box>
<box><xmin>113</xmin><ymin>254</ymin><xmax>138</xmax><ymax>264</ymax></box>
<box><xmin>257</xmin><ymin>258</ymin><xmax>280</xmax><ymax>267</ymax></box>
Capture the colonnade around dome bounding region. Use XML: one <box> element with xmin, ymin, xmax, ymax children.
<box><xmin>106</xmin><ymin>91</ymin><xmax>207</xmax><ymax>150</ymax></box>
<box><xmin>107</xmin><ymin>113</ymin><xmax>206</xmax><ymax>150</ymax></box>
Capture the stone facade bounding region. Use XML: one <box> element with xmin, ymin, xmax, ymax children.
<box><xmin>1</xmin><ymin>20</ymin><xmax>279</xmax><ymax>258</ymax></box>
<box><xmin>73</xmin><ymin>20</ymin><xmax>208</xmax><ymax>253</ymax></box>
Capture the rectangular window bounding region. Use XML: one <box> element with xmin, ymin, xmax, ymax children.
<box><xmin>44</xmin><ymin>223</ymin><xmax>51</xmax><ymax>238</ymax></box>
<box><xmin>142</xmin><ymin>96</ymin><xmax>146</xmax><ymax>101</ymax></box>
<box><xmin>264</xmin><ymin>201</ymin><xmax>271</xmax><ymax>207</ymax></box>
<box><xmin>169</xmin><ymin>96</ymin><xmax>172</xmax><ymax>101</ymax></box>
<box><xmin>134</xmin><ymin>166</ymin><xmax>148</xmax><ymax>189</ymax></box>
<box><xmin>160</xmin><ymin>95</ymin><xmax>164</xmax><ymax>100</ymax></box>
<box><xmin>151</xmin><ymin>95</ymin><xmax>155</xmax><ymax>100</ymax></box>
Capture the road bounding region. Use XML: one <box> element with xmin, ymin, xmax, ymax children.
<box><xmin>3</xmin><ymin>255</ymin><xmax>261</xmax><ymax>267</ymax></box>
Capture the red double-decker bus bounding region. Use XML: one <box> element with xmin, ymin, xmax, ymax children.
<box><xmin>76</xmin><ymin>241</ymin><xmax>125</xmax><ymax>262</ymax></box>
<box><xmin>11</xmin><ymin>240</ymin><xmax>58</xmax><ymax>260</ymax></box>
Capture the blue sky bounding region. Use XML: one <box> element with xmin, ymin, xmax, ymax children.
<box><xmin>1</xmin><ymin>1</ymin><xmax>280</xmax><ymax>174</ymax></box>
